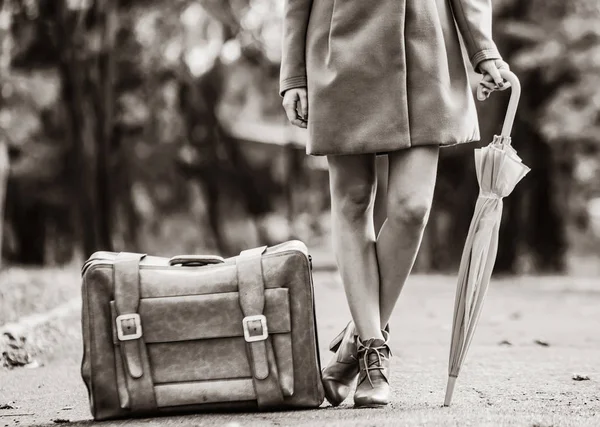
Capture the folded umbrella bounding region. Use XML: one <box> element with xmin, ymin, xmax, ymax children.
<box><xmin>444</xmin><ymin>70</ymin><xmax>530</xmax><ymax>407</ymax></box>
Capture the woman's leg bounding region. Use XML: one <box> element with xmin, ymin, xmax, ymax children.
<box><xmin>328</xmin><ymin>153</ymin><xmax>383</xmax><ymax>341</ymax></box>
<box><xmin>373</xmin><ymin>155</ymin><xmax>389</xmax><ymax>235</ymax></box>
<box><xmin>376</xmin><ymin>146</ymin><xmax>440</xmax><ymax>328</ymax></box>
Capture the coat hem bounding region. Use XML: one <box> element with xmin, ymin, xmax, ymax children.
<box><xmin>306</xmin><ymin>137</ymin><xmax>481</xmax><ymax>156</ymax></box>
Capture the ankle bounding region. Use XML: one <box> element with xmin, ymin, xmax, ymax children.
<box><xmin>357</xmin><ymin>327</ymin><xmax>390</xmax><ymax>346</ymax></box>
<box><xmin>357</xmin><ymin>333</ymin><xmax>384</xmax><ymax>344</ymax></box>
<box><xmin>356</xmin><ymin>323</ymin><xmax>384</xmax><ymax>342</ymax></box>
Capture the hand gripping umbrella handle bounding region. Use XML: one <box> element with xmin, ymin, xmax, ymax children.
<box><xmin>476</xmin><ymin>69</ymin><xmax>521</xmax><ymax>137</ymax></box>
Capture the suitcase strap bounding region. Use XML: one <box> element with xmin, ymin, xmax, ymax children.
<box><xmin>114</xmin><ymin>252</ymin><xmax>157</xmax><ymax>412</ymax></box>
<box><xmin>237</xmin><ymin>246</ymin><xmax>285</xmax><ymax>408</ymax></box>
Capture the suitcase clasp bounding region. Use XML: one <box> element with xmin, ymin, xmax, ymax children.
<box><xmin>116</xmin><ymin>313</ymin><xmax>143</xmax><ymax>341</ymax></box>
<box><xmin>242</xmin><ymin>315</ymin><xmax>268</xmax><ymax>342</ymax></box>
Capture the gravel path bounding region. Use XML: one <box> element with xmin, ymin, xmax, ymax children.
<box><xmin>1</xmin><ymin>271</ymin><xmax>599</xmax><ymax>427</ymax></box>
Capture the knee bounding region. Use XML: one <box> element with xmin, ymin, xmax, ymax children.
<box><xmin>331</xmin><ymin>181</ymin><xmax>375</xmax><ymax>222</ymax></box>
<box><xmin>386</xmin><ymin>192</ymin><xmax>431</xmax><ymax>230</ymax></box>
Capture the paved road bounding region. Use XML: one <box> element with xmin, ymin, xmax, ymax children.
<box><xmin>1</xmin><ymin>272</ymin><xmax>599</xmax><ymax>426</ymax></box>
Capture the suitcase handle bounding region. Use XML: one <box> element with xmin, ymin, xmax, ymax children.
<box><xmin>168</xmin><ymin>255</ymin><xmax>225</xmax><ymax>267</ymax></box>
<box><xmin>476</xmin><ymin>69</ymin><xmax>521</xmax><ymax>138</ymax></box>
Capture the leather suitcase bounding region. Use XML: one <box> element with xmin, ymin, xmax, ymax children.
<box><xmin>80</xmin><ymin>240</ymin><xmax>324</xmax><ymax>420</ymax></box>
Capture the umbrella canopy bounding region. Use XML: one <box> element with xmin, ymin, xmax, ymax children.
<box><xmin>444</xmin><ymin>70</ymin><xmax>530</xmax><ymax>407</ymax></box>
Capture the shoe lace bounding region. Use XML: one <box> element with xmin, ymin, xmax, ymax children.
<box><xmin>359</xmin><ymin>343</ymin><xmax>389</xmax><ymax>388</ymax></box>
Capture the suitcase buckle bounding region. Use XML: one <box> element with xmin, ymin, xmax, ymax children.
<box><xmin>116</xmin><ymin>313</ymin><xmax>143</xmax><ymax>341</ymax></box>
<box><xmin>242</xmin><ymin>315</ymin><xmax>268</xmax><ymax>342</ymax></box>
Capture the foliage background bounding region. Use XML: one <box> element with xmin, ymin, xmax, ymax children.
<box><xmin>0</xmin><ymin>0</ymin><xmax>598</xmax><ymax>275</ymax></box>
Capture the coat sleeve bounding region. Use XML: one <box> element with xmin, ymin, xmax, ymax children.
<box><xmin>449</xmin><ymin>0</ymin><xmax>503</xmax><ymax>74</ymax></box>
<box><xmin>279</xmin><ymin>0</ymin><xmax>314</xmax><ymax>96</ymax></box>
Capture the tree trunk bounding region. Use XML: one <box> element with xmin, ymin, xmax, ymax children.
<box><xmin>54</xmin><ymin>0</ymin><xmax>117</xmax><ymax>257</ymax></box>
<box><xmin>0</xmin><ymin>142</ymin><xmax>8</xmax><ymax>266</ymax></box>
<box><xmin>57</xmin><ymin>48</ymin><xmax>99</xmax><ymax>257</ymax></box>
<box><xmin>93</xmin><ymin>0</ymin><xmax>119</xmax><ymax>251</ymax></box>
<box><xmin>6</xmin><ymin>182</ymin><xmax>46</xmax><ymax>264</ymax></box>
<box><xmin>0</xmin><ymin>1</ymin><xmax>12</xmax><ymax>266</ymax></box>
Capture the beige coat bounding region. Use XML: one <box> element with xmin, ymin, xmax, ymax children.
<box><xmin>280</xmin><ymin>0</ymin><xmax>503</xmax><ymax>156</ymax></box>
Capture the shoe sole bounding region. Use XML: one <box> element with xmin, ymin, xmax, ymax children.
<box><xmin>353</xmin><ymin>402</ymin><xmax>388</xmax><ymax>409</ymax></box>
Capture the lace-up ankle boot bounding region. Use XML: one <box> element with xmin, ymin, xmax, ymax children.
<box><xmin>353</xmin><ymin>331</ymin><xmax>391</xmax><ymax>408</ymax></box>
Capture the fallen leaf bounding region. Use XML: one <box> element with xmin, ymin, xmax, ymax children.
<box><xmin>0</xmin><ymin>403</ymin><xmax>17</xmax><ymax>410</ymax></box>
<box><xmin>572</xmin><ymin>374</ymin><xmax>591</xmax><ymax>381</ymax></box>
<box><xmin>498</xmin><ymin>340</ymin><xmax>513</xmax><ymax>346</ymax></box>
<box><xmin>2</xmin><ymin>332</ymin><xmax>16</xmax><ymax>341</ymax></box>
<box><xmin>534</xmin><ymin>339</ymin><xmax>550</xmax><ymax>347</ymax></box>
<box><xmin>2</xmin><ymin>349</ymin><xmax>32</xmax><ymax>367</ymax></box>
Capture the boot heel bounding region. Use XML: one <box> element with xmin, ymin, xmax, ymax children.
<box><xmin>322</xmin><ymin>321</ymin><xmax>359</xmax><ymax>406</ymax></box>
<box><xmin>329</xmin><ymin>328</ymin><xmax>346</xmax><ymax>353</ymax></box>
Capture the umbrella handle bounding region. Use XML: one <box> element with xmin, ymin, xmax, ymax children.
<box><xmin>476</xmin><ymin>69</ymin><xmax>521</xmax><ymax>138</ymax></box>
<box><xmin>499</xmin><ymin>70</ymin><xmax>521</xmax><ymax>137</ymax></box>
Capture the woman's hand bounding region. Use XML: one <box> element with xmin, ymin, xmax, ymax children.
<box><xmin>282</xmin><ymin>87</ymin><xmax>308</xmax><ymax>128</ymax></box>
<box><xmin>477</xmin><ymin>59</ymin><xmax>511</xmax><ymax>101</ymax></box>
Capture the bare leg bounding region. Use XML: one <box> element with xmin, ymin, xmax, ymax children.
<box><xmin>376</xmin><ymin>146</ymin><xmax>440</xmax><ymax>328</ymax></box>
<box><xmin>328</xmin><ymin>154</ymin><xmax>383</xmax><ymax>341</ymax></box>
<box><xmin>373</xmin><ymin>155</ymin><xmax>389</xmax><ymax>236</ymax></box>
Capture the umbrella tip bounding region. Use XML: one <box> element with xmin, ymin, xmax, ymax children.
<box><xmin>444</xmin><ymin>376</ymin><xmax>457</xmax><ymax>407</ymax></box>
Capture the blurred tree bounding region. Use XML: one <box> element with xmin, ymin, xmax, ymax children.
<box><xmin>2</xmin><ymin>0</ymin><xmax>597</xmax><ymax>271</ymax></box>
<box><xmin>2</xmin><ymin>0</ymin><xmax>63</xmax><ymax>264</ymax></box>
<box><xmin>420</xmin><ymin>0</ymin><xmax>600</xmax><ymax>274</ymax></box>
<box><xmin>2</xmin><ymin>0</ymin><xmax>295</xmax><ymax>262</ymax></box>
<box><xmin>493</xmin><ymin>0</ymin><xmax>600</xmax><ymax>272</ymax></box>
<box><xmin>54</xmin><ymin>0</ymin><xmax>119</xmax><ymax>255</ymax></box>
<box><xmin>0</xmin><ymin>1</ymin><xmax>11</xmax><ymax>267</ymax></box>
